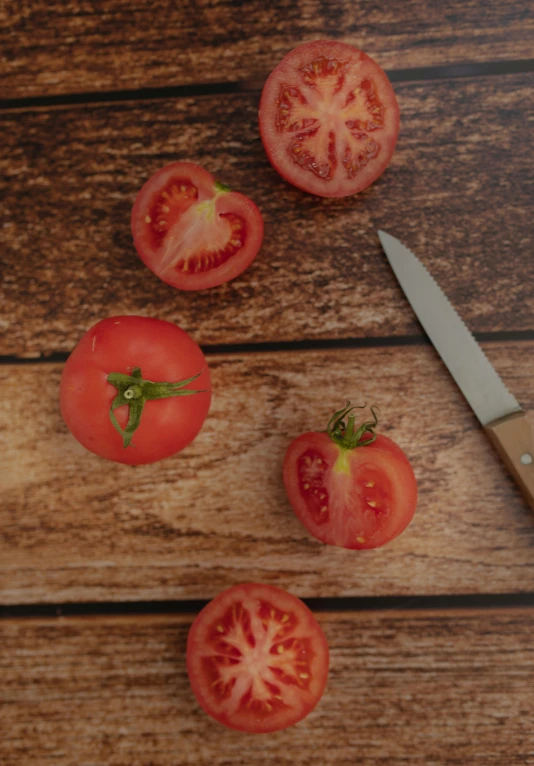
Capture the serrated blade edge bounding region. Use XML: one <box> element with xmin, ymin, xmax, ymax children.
<box><xmin>378</xmin><ymin>230</ymin><xmax>521</xmax><ymax>426</ymax></box>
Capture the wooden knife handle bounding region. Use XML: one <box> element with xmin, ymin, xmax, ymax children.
<box><xmin>484</xmin><ymin>411</ymin><xmax>534</xmax><ymax>512</ymax></box>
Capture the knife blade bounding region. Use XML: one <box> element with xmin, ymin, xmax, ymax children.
<box><xmin>378</xmin><ymin>229</ymin><xmax>534</xmax><ymax>511</ymax></box>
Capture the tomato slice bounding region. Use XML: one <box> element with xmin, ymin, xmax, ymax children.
<box><xmin>186</xmin><ymin>583</ymin><xmax>329</xmax><ymax>733</ymax></box>
<box><xmin>131</xmin><ymin>162</ymin><xmax>264</xmax><ymax>290</ymax></box>
<box><xmin>283</xmin><ymin>405</ymin><xmax>417</xmax><ymax>549</ymax></box>
<box><xmin>259</xmin><ymin>40</ymin><xmax>399</xmax><ymax>197</ymax></box>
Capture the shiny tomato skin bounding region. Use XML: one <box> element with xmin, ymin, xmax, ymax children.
<box><xmin>59</xmin><ymin>316</ymin><xmax>211</xmax><ymax>465</ymax></box>
<box><xmin>283</xmin><ymin>432</ymin><xmax>417</xmax><ymax>549</ymax></box>
<box><xmin>131</xmin><ymin>161</ymin><xmax>264</xmax><ymax>290</ymax></box>
<box><xmin>259</xmin><ymin>40</ymin><xmax>399</xmax><ymax>197</ymax></box>
<box><xmin>186</xmin><ymin>583</ymin><xmax>329</xmax><ymax>733</ymax></box>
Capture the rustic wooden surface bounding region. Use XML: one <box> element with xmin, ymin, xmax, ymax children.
<box><xmin>2</xmin><ymin>608</ymin><xmax>534</xmax><ymax>765</ymax></box>
<box><xmin>2</xmin><ymin>1</ymin><xmax>533</xmax><ymax>100</ymax></box>
<box><xmin>1</xmin><ymin>73</ymin><xmax>533</xmax><ymax>356</ymax></box>
<box><xmin>2</xmin><ymin>341</ymin><xmax>534</xmax><ymax>605</ymax></box>
<box><xmin>3</xmin><ymin>2</ymin><xmax>534</xmax><ymax>763</ymax></box>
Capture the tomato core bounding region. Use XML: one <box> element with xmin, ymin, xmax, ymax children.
<box><xmin>278</xmin><ymin>57</ymin><xmax>385</xmax><ymax>183</ymax></box>
<box><xmin>202</xmin><ymin>598</ymin><xmax>314</xmax><ymax>718</ymax></box>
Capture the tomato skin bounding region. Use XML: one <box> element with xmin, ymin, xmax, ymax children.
<box><xmin>131</xmin><ymin>161</ymin><xmax>264</xmax><ymax>290</ymax></box>
<box><xmin>59</xmin><ymin>316</ymin><xmax>211</xmax><ymax>465</ymax></box>
<box><xmin>186</xmin><ymin>583</ymin><xmax>329</xmax><ymax>733</ymax></box>
<box><xmin>283</xmin><ymin>431</ymin><xmax>417</xmax><ymax>549</ymax></box>
<box><xmin>259</xmin><ymin>40</ymin><xmax>400</xmax><ymax>198</ymax></box>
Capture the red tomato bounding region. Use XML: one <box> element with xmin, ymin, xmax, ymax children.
<box><xmin>259</xmin><ymin>40</ymin><xmax>399</xmax><ymax>197</ymax></box>
<box><xmin>187</xmin><ymin>583</ymin><xmax>329</xmax><ymax>733</ymax></box>
<box><xmin>59</xmin><ymin>316</ymin><xmax>211</xmax><ymax>465</ymax></box>
<box><xmin>283</xmin><ymin>404</ymin><xmax>417</xmax><ymax>549</ymax></box>
<box><xmin>131</xmin><ymin>161</ymin><xmax>264</xmax><ymax>290</ymax></box>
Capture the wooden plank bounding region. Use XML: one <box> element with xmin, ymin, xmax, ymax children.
<box><xmin>1</xmin><ymin>74</ymin><xmax>532</xmax><ymax>357</ymax></box>
<box><xmin>2</xmin><ymin>341</ymin><xmax>534</xmax><ymax>605</ymax></box>
<box><xmin>2</xmin><ymin>1</ymin><xmax>533</xmax><ymax>100</ymax></box>
<box><xmin>2</xmin><ymin>608</ymin><xmax>534</xmax><ymax>764</ymax></box>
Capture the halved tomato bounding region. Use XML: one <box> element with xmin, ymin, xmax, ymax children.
<box><xmin>131</xmin><ymin>162</ymin><xmax>264</xmax><ymax>290</ymax></box>
<box><xmin>283</xmin><ymin>403</ymin><xmax>417</xmax><ymax>549</ymax></box>
<box><xmin>186</xmin><ymin>583</ymin><xmax>329</xmax><ymax>733</ymax></box>
<box><xmin>259</xmin><ymin>40</ymin><xmax>400</xmax><ymax>197</ymax></box>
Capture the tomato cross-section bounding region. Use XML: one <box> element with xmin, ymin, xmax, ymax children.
<box><xmin>131</xmin><ymin>162</ymin><xmax>264</xmax><ymax>290</ymax></box>
<box><xmin>259</xmin><ymin>40</ymin><xmax>400</xmax><ymax>197</ymax></box>
<box><xmin>187</xmin><ymin>584</ymin><xmax>329</xmax><ymax>733</ymax></box>
<box><xmin>283</xmin><ymin>404</ymin><xmax>417</xmax><ymax>549</ymax></box>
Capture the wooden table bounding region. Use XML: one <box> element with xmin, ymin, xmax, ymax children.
<box><xmin>2</xmin><ymin>3</ymin><xmax>534</xmax><ymax>763</ymax></box>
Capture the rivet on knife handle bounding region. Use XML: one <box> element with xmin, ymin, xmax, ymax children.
<box><xmin>484</xmin><ymin>411</ymin><xmax>534</xmax><ymax>512</ymax></box>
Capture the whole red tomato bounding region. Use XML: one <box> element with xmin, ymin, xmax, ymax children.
<box><xmin>187</xmin><ymin>583</ymin><xmax>329</xmax><ymax>733</ymax></box>
<box><xmin>131</xmin><ymin>161</ymin><xmax>264</xmax><ymax>290</ymax></box>
<box><xmin>283</xmin><ymin>403</ymin><xmax>417</xmax><ymax>549</ymax></box>
<box><xmin>59</xmin><ymin>316</ymin><xmax>211</xmax><ymax>465</ymax></box>
<box><xmin>259</xmin><ymin>40</ymin><xmax>399</xmax><ymax>197</ymax></box>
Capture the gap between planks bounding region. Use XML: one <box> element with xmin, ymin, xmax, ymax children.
<box><xmin>3</xmin><ymin>329</ymin><xmax>534</xmax><ymax>366</ymax></box>
<box><xmin>3</xmin><ymin>593</ymin><xmax>534</xmax><ymax>621</ymax></box>
<box><xmin>1</xmin><ymin>58</ymin><xmax>534</xmax><ymax>112</ymax></box>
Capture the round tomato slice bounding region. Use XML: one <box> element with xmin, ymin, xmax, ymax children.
<box><xmin>59</xmin><ymin>316</ymin><xmax>211</xmax><ymax>465</ymax></box>
<box><xmin>131</xmin><ymin>161</ymin><xmax>264</xmax><ymax>290</ymax></box>
<box><xmin>259</xmin><ymin>40</ymin><xmax>399</xmax><ymax>197</ymax></box>
<box><xmin>283</xmin><ymin>404</ymin><xmax>417</xmax><ymax>549</ymax></box>
<box><xmin>187</xmin><ymin>583</ymin><xmax>329</xmax><ymax>733</ymax></box>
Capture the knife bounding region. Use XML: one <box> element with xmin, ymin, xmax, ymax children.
<box><xmin>378</xmin><ymin>230</ymin><xmax>534</xmax><ymax>511</ymax></box>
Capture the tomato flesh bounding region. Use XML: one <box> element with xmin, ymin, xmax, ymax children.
<box><xmin>284</xmin><ymin>433</ymin><xmax>417</xmax><ymax>549</ymax></box>
<box><xmin>187</xmin><ymin>584</ymin><xmax>329</xmax><ymax>733</ymax></box>
<box><xmin>131</xmin><ymin>162</ymin><xmax>264</xmax><ymax>290</ymax></box>
<box><xmin>259</xmin><ymin>40</ymin><xmax>399</xmax><ymax>197</ymax></box>
<box><xmin>146</xmin><ymin>177</ymin><xmax>198</xmax><ymax>250</ymax></box>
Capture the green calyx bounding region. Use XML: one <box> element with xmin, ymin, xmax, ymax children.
<box><xmin>326</xmin><ymin>401</ymin><xmax>379</xmax><ymax>450</ymax></box>
<box><xmin>214</xmin><ymin>180</ymin><xmax>231</xmax><ymax>194</ymax></box>
<box><xmin>107</xmin><ymin>366</ymin><xmax>208</xmax><ymax>448</ymax></box>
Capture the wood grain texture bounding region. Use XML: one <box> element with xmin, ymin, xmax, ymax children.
<box><xmin>1</xmin><ymin>74</ymin><xmax>533</xmax><ymax>357</ymax></box>
<box><xmin>2</xmin><ymin>608</ymin><xmax>534</xmax><ymax>765</ymax></box>
<box><xmin>2</xmin><ymin>342</ymin><xmax>534</xmax><ymax>605</ymax></box>
<box><xmin>2</xmin><ymin>1</ymin><xmax>533</xmax><ymax>99</ymax></box>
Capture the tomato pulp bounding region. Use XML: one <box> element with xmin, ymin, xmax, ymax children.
<box><xmin>131</xmin><ymin>162</ymin><xmax>264</xmax><ymax>290</ymax></box>
<box><xmin>59</xmin><ymin>316</ymin><xmax>211</xmax><ymax>465</ymax></box>
<box><xmin>283</xmin><ymin>404</ymin><xmax>417</xmax><ymax>549</ymax></box>
<box><xmin>259</xmin><ymin>40</ymin><xmax>399</xmax><ymax>197</ymax></box>
<box><xmin>187</xmin><ymin>583</ymin><xmax>329</xmax><ymax>733</ymax></box>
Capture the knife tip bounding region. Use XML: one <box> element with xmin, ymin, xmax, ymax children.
<box><xmin>377</xmin><ymin>229</ymin><xmax>390</xmax><ymax>247</ymax></box>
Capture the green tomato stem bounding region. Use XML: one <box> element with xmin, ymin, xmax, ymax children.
<box><xmin>326</xmin><ymin>401</ymin><xmax>379</xmax><ymax>450</ymax></box>
<box><xmin>107</xmin><ymin>366</ymin><xmax>208</xmax><ymax>449</ymax></box>
<box><xmin>214</xmin><ymin>180</ymin><xmax>231</xmax><ymax>194</ymax></box>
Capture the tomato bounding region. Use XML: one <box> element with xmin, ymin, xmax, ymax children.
<box><xmin>186</xmin><ymin>583</ymin><xmax>329</xmax><ymax>733</ymax></box>
<box><xmin>259</xmin><ymin>40</ymin><xmax>399</xmax><ymax>198</ymax></box>
<box><xmin>59</xmin><ymin>316</ymin><xmax>211</xmax><ymax>465</ymax></box>
<box><xmin>131</xmin><ymin>161</ymin><xmax>264</xmax><ymax>290</ymax></box>
<box><xmin>283</xmin><ymin>403</ymin><xmax>417</xmax><ymax>549</ymax></box>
